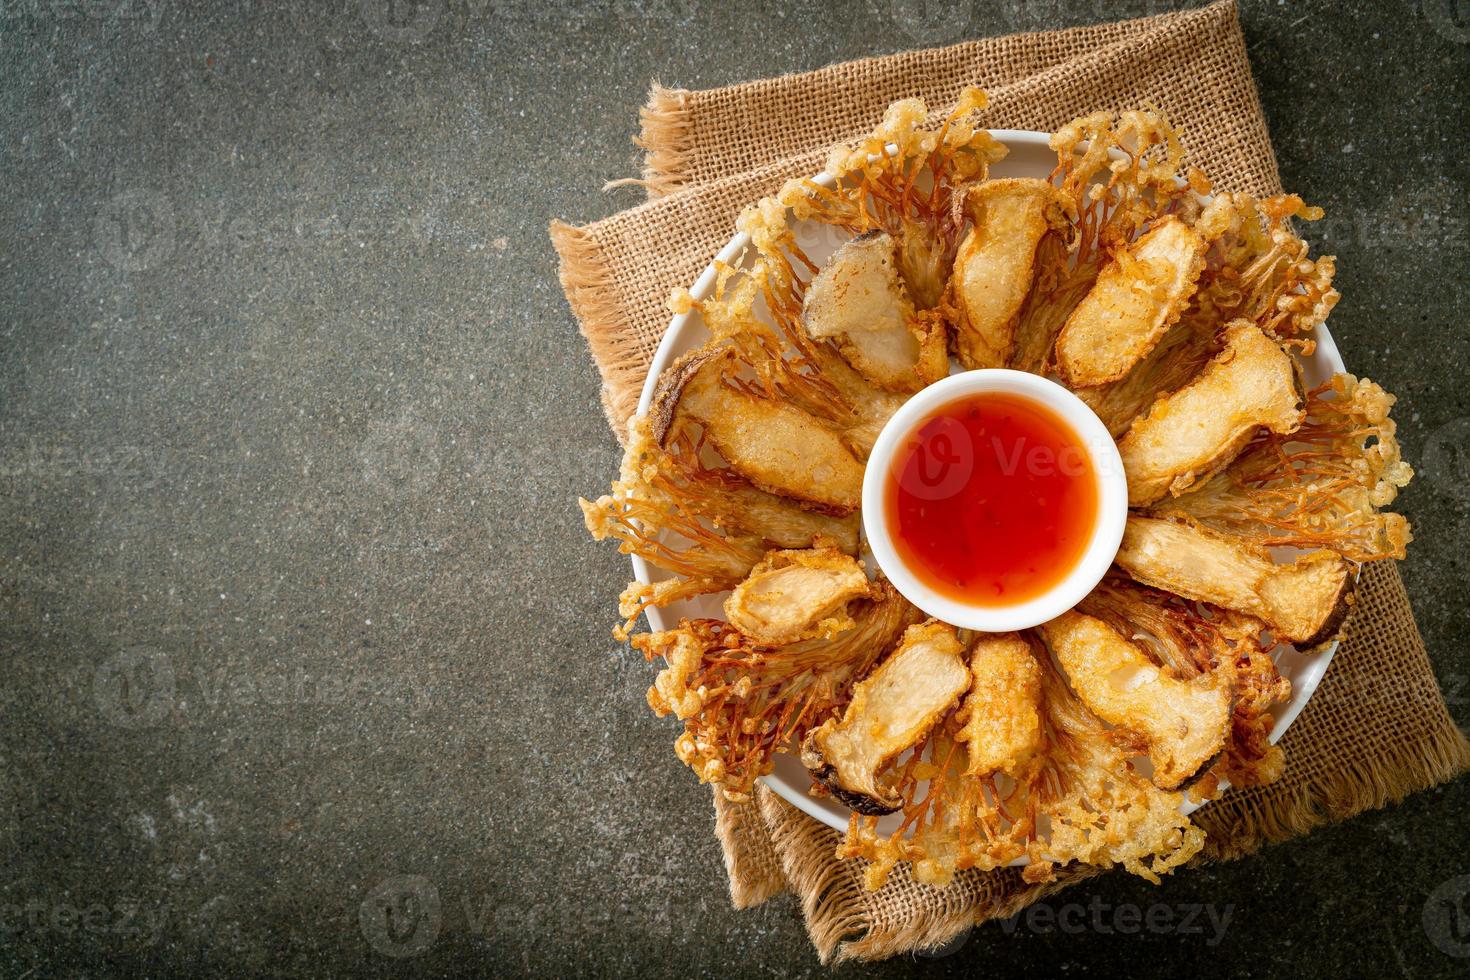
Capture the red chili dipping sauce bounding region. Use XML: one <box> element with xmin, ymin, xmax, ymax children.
<box><xmin>885</xmin><ymin>392</ymin><xmax>1099</xmax><ymax>606</ymax></box>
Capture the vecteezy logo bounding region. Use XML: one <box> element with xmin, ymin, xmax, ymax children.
<box><xmin>1424</xmin><ymin>875</ymin><xmax>1470</xmax><ymax>958</ymax></box>
<box><xmin>866</xmin><ymin>0</ymin><xmax>974</xmax><ymax>46</ymax></box>
<box><xmin>94</xmin><ymin>647</ymin><xmax>176</xmax><ymax>728</ymax></box>
<box><xmin>897</xmin><ymin>416</ymin><xmax>974</xmax><ymax>502</ymax></box>
<box><xmin>95</xmin><ymin>189</ymin><xmax>175</xmax><ymax>271</ymax></box>
<box><xmin>1422</xmin><ymin>417</ymin><xmax>1470</xmax><ymax>500</ymax></box>
<box><xmin>360</xmin><ymin>875</ymin><xmax>442</xmax><ymax>958</ymax></box>
<box><xmin>1421</xmin><ymin>0</ymin><xmax>1470</xmax><ymax>43</ymax></box>
<box><xmin>357</xmin><ymin>407</ymin><xmax>443</xmax><ymax>499</ymax></box>
<box><xmin>359</xmin><ymin>0</ymin><xmax>442</xmax><ymax>43</ymax></box>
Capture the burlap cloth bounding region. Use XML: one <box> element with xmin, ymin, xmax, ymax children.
<box><xmin>551</xmin><ymin>0</ymin><xmax>1470</xmax><ymax>963</ymax></box>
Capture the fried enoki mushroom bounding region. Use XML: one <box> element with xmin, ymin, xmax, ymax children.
<box><xmin>638</xmin><ymin>581</ymin><xmax>919</xmax><ymax>802</ymax></box>
<box><xmin>957</xmin><ymin>632</ymin><xmax>1043</xmax><ymax>781</ymax></box>
<box><xmin>1041</xmin><ymin>611</ymin><xmax>1231</xmax><ymax>791</ymax></box>
<box><xmin>1116</xmin><ymin>516</ymin><xmax>1354</xmax><ymax>648</ymax></box>
<box><xmin>1079</xmin><ymin>577</ymin><xmax>1289</xmax><ymax>789</ymax></box>
<box><xmin>1023</xmin><ymin>662</ymin><xmax>1208</xmax><ymax>884</ymax></box>
<box><xmin>775</xmin><ymin>87</ymin><xmax>1008</xmax><ymax>309</ymax></box>
<box><xmin>1007</xmin><ymin>109</ymin><xmax>1202</xmax><ymax>379</ymax></box>
<box><xmin>580</xmin><ymin>414</ymin><xmax>859</xmax><ymax>639</ymax></box>
<box><xmin>950</xmin><ymin>178</ymin><xmax>1072</xmax><ymax>370</ymax></box>
<box><xmin>660</xmin><ymin>347</ymin><xmax>867</xmax><ymax>512</ymax></box>
<box><xmin>1153</xmin><ymin>373</ymin><xmax>1413</xmax><ymax>562</ymax></box>
<box><xmin>802</xmin><ymin>231</ymin><xmax>948</xmax><ymax>393</ymax></box>
<box><xmin>1054</xmin><ymin>216</ymin><xmax>1208</xmax><ymax>387</ymax></box>
<box><xmin>1189</xmin><ymin>191</ymin><xmax>1340</xmax><ymax>352</ymax></box>
<box><xmin>840</xmin><ymin>636</ymin><xmax>1207</xmax><ymax>890</ymax></box>
<box><xmin>1118</xmin><ymin>322</ymin><xmax>1305</xmax><ymax>506</ymax></box>
<box><xmin>802</xmin><ymin>620</ymin><xmax>970</xmax><ymax>814</ymax></box>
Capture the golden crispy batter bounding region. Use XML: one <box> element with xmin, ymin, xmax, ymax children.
<box><xmin>669</xmin><ymin>348</ymin><xmax>866</xmax><ymax>513</ymax></box>
<box><xmin>1055</xmin><ymin>216</ymin><xmax>1207</xmax><ymax>387</ymax></box>
<box><xmin>956</xmin><ymin>632</ymin><xmax>1043</xmax><ymax>779</ymax></box>
<box><xmin>1119</xmin><ymin>322</ymin><xmax>1304</xmax><ymax>506</ymax></box>
<box><xmin>778</xmin><ymin>88</ymin><xmax>1006</xmax><ymax>311</ymax></box>
<box><xmin>661</xmin><ymin>278</ymin><xmax>905</xmax><ymax>464</ymax></box>
<box><xmin>640</xmin><ymin>580</ymin><xmax>919</xmax><ymax>801</ymax></box>
<box><xmin>1026</xmin><ymin>660</ymin><xmax>1205</xmax><ymax>884</ymax></box>
<box><xmin>951</xmin><ymin>178</ymin><xmax>1070</xmax><ymax>369</ymax></box>
<box><xmin>801</xmin><ymin>344</ymin><xmax>907</xmax><ymax>458</ymax></box>
<box><xmin>1040</xmin><ymin>611</ymin><xmax>1231</xmax><ymax>790</ymax></box>
<box><xmin>1153</xmin><ymin>373</ymin><xmax>1413</xmax><ymax>562</ymax></box>
<box><xmin>1116</xmin><ymin>516</ymin><xmax>1353</xmax><ymax>647</ymax></box>
<box><xmin>1080</xmin><ymin>577</ymin><xmax>1289</xmax><ymax>789</ymax></box>
<box><xmin>723</xmin><ymin>547</ymin><xmax>872</xmax><ymax>646</ymax></box>
<box><xmin>802</xmin><ymin>232</ymin><xmax>946</xmax><ymax>393</ymax></box>
<box><xmin>1074</xmin><ymin>307</ymin><xmax>1220</xmax><ymax>438</ymax></box>
<box><xmin>844</xmin><ymin>641</ymin><xmax>1208</xmax><ymax>890</ymax></box>
<box><xmin>631</xmin><ymin>414</ymin><xmax>860</xmax><ymax>552</ymax></box>
<box><xmin>801</xmin><ymin>621</ymin><xmax>970</xmax><ymax>814</ymax></box>
<box><xmin>580</xmin><ymin>413</ymin><xmax>862</xmax><ymax>637</ymax></box>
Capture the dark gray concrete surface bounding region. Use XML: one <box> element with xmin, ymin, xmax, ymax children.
<box><xmin>1</xmin><ymin>0</ymin><xmax>1467</xmax><ymax>975</ymax></box>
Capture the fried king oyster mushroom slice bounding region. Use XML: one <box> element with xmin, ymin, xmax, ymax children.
<box><xmin>1116</xmin><ymin>516</ymin><xmax>1354</xmax><ymax>648</ymax></box>
<box><xmin>951</xmin><ymin>178</ymin><xmax>1070</xmax><ymax>370</ymax></box>
<box><xmin>1054</xmin><ymin>216</ymin><xmax>1208</xmax><ymax>387</ymax></box>
<box><xmin>611</xmin><ymin>414</ymin><xmax>860</xmax><ymax>554</ymax></box>
<box><xmin>801</xmin><ymin>232</ymin><xmax>947</xmax><ymax>393</ymax></box>
<box><xmin>1118</xmin><ymin>322</ymin><xmax>1304</xmax><ymax>507</ymax></box>
<box><xmin>956</xmin><ymin>632</ymin><xmax>1044</xmax><ymax>780</ymax></box>
<box><xmin>801</xmin><ymin>620</ymin><xmax>971</xmax><ymax>815</ymax></box>
<box><xmin>654</xmin><ymin>346</ymin><xmax>866</xmax><ymax>513</ymax></box>
<box><xmin>1040</xmin><ymin>611</ymin><xmax>1230</xmax><ymax>790</ymax></box>
<box><xmin>1149</xmin><ymin>373</ymin><xmax>1413</xmax><ymax>563</ymax></box>
<box><xmin>723</xmin><ymin>547</ymin><xmax>873</xmax><ymax>646</ymax></box>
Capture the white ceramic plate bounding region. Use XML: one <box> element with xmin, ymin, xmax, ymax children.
<box><xmin>630</xmin><ymin>130</ymin><xmax>1346</xmax><ymax>836</ymax></box>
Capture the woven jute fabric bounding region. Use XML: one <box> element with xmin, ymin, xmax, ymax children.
<box><xmin>551</xmin><ymin>0</ymin><xmax>1470</xmax><ymax>963</ymax></box>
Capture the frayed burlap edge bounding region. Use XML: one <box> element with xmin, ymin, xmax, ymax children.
<box><xmin>1195</xmin><ymin>712</ymin><xmax>1470</xmax><ymax>861</ymax></box>
<box><xmin>630</xmin><ymin>84</ymin><xmax>695</xmax><ymax>199</ymax></box>
<box><xmin>632</xmin><ymin>2</ymin><xmax>1273</xmax><ymax>197</ymax></box>
<box><xmin>548</xmin><ymin>220</ymin><xmax>644</xmax><ymax>441</ymax></box>
<box><xmin>754</xmin><ymin>786</ymin><xmax>863</xmax><ymax>961</ymax></box>
<box><xmin>712</xmin><ymin>786</ymin><xmax>788</xmax><ymax>909</ymax></box>
<box><xmin>753</xmin><ymin>785</ymin><xmax>1103</xmax><ymax>964</ymax></box>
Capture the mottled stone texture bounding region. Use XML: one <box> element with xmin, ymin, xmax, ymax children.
<box><xmin>0</xmin><ymin>1</ymin><xmax>1467</xmax><ymax>976</ymax></box>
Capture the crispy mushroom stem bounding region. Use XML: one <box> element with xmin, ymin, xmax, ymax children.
<box><xmin>801</xmin><ymin>621</ymin><xmax>971</xmax><ymax>814</ymax></box>
<box><xmin>950</xmin><ymin>178</ymin><xmax>1071</xmax><ymax>370</ymax></box>
<box><xmin>1115</xmin><ymin>516</ymin><xmax>1354</xmax><ymax>648</ymax></box>
<box><xmin>1118</xmin><ymin>322</ymin><xmax>1305</xmax><ymax>507</ymax></box>
<box><xmin>659</xmin><ymin>348</ymin><xmax>867</xmax><ymax>513</ymax></box>
<box><xmin>802</xmin><ymin>231</ymin><xmax>946</xmax><ymax>393</ymax></box>
<box><xmin>957</xmin><ymin>632</ymin><xmax>1044</xmax><ymax>780</ymax></box>
<box><xmin>1040</xmin><ymin>611</ymin><xmax>1232</xmax><ymax>790</ymax></box>
<box><xmin>723</xmin><ymin>547</ymin><xmax>872</xmax><ymax>646</ymax></box>
<box><xmin>1055</xmin><ymin>216</ymin><xmax>1207</xmax><ymax>387</ymax></box>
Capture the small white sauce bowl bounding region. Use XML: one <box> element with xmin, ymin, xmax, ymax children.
<box><xmin>861</xmin><ymin>369</ymin><xmax>1128</xmax><ymax>632</ymax></box>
